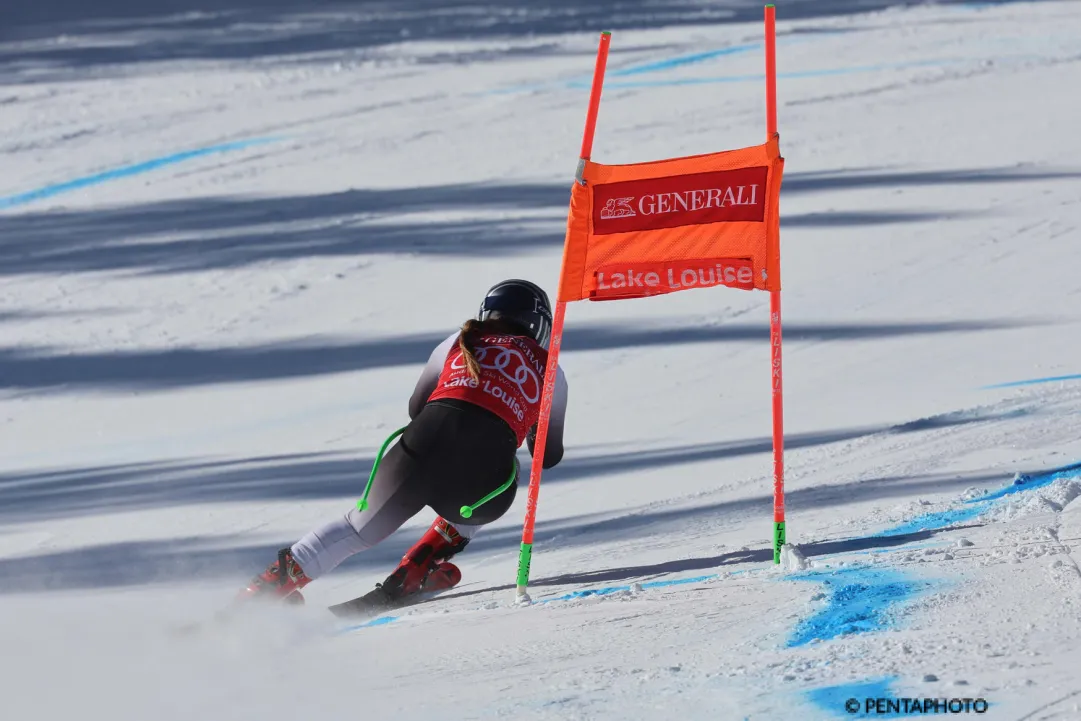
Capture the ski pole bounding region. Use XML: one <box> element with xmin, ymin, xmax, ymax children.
<box><xmin>459</xmin><ymin>458</ymin><xmax>519</xmax><ymax>519</ymax></box>
<box><xmin>356</xmin><ymin>427</ymin><xmax>407</xmax><ymax>512</ymax></box>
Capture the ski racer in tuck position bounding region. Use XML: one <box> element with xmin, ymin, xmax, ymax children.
<box><xmin>240</xmin><ymin>279</ymin><xmax>569</xmax><ymax>607</ymax></box>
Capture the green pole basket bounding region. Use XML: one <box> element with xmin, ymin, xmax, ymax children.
<box><xmin>459</xmin><ymin>458</ymin><xmax>519</xmax><ymax>520</ymax></box>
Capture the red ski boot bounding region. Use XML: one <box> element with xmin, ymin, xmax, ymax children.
<box><xmin>421</xmin><ymin>561</ymin><xmax>462</xmax><ymax>593</ymax></box>
<box><xmin>239</xmin><ymin>547</ymin><xmax>312</xmax><ymax>604</ymax></box>
<box><xmin>379</xmin><ymin>518</ymin><xmax>469</xmax><ymax>601</ymax></box>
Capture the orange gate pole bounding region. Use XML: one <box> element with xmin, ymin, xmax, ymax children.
<box><xmin>764</xmin><ymin>4</ymin><xmax>786</xmax><ymax>563</ymax></box>
<box><xmin>515</xmin><ymin>31</ymin><xmax>612</xmax><ymax>602</ymax></box>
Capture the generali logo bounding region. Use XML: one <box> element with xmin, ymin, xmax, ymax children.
<box><xmin>599</xmin><ymin>197</ymin><xmax>636</xmax><ymax>219</ymax></box>
<box><xmin>592</xmin><ymin>166</ymin><xmax>768</xmax><ymax>235</ymax></box>
<box><xmin>592</xmin><ymin>257</ymin><xmax>755</xmax><ymax>300</ymax></box>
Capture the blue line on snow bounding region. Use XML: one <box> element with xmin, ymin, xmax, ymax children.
<box><xmin>0</xmin><ymin>137</ymin><xmax>281</xmax><ymax>210</ymax></box>
<box><xmin>806</xmin><ymin>677</ymin><xmax>907</xmax><ymax>719</ymax></box>
<box><xmin>876</xmin><ymin>505</ymin><xmax>987</xmax><ymax>539</ymax></box>
<box><xmin>608</xmin><ymin>43</ymin><xmax>761</xmax><ymax>77</ymax></box>
<box><xmin>486</xmin><ymin>37</ymin><xmax>833</xmax><ymax>95</ymax></box>
<box><xmin>539</xmin><ymin>573</ymin><xmax>718</xmax><ymax>603</ymax></box>
<box><xmin>786</xmin><ymin>568</ymin><xmax>932</xmax><ymax>647</ymax></box>
<box><xmin>983</xmin><ymin>373</ymin><xmax>1081</xmax><ymax>389</ymax></box>
<box><xmin>877</xmin><ymin>460</ymin><xmax>1081</xmax><ymax>537</ymax></box>
<box><xmin>333</xmin><ymin>459</ymin><xmax>1078</xmax><ymax>637</ymax></box>
<box><xmin>337</xmin><ymin>573</ymin><xmax>723</xmax><ymax>634</ymax></box>
<box><xmin>337</xmin><ymin>615</ymin><xmax>399</xmax><ymax>633</ymax></box>
<box><xmin>583</xmin><ymin>59</ymin><xmax>960</xmax><ymax>90</ymax></box>
<box><xmin>846</xmin><ymin>541</ymin><xmax>947</xmax><ymax>557</ymax></box>
<box><xmin>971</xmin><ymin>461</ymin><xmax>1081</xmax><ymax>503</ymax></box>
<box><xmin>486</xmin><ymin>42</ymin><xmax>762</xmax><ymax>95</ymax></box>
<box><xmin>806</xmin><ymin>676</ymin><xmax>994</xmax><ymax>718</ymax></box>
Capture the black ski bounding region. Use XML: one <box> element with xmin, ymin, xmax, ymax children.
<box><xmin>328</xmin><ymin>585</ymin><xmax>447</xmax><ymax>619</ymax></box>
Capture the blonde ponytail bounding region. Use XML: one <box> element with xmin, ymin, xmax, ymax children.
<box><xmin>458</xmin><ymin>319</ymin><xmax>483</xmax><ymax>380</ymax></box>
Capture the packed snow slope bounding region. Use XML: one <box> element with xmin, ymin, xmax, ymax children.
<box><xmin>3</xmin><ymin>1</ymin><xmax>1081</xmax><ymax>719</ymax></box>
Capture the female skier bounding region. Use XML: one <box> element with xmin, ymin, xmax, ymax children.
<box><xmin>241</xmin><ymin>279</ymin><xmax>569</xmax><ymax>605</ymax></box>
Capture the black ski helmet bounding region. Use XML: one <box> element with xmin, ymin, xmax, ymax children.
<box><xmin>477</xmin><ymin>279</ymin><xmax>553</xmax><ymax>348</ymax></box>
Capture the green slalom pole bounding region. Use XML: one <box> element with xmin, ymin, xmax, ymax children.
<box><xmin>516</xmin><ymin>542</ymin><xmax>533</xmax><ymax>588</ymax></box>
<box><xmin>774</xmin><ymin>521</ymin><xmax>786</xmax><ymax>564</ymax></box>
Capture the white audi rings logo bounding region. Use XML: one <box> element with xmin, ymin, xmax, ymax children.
<box><xmin>452</xmin><ymin>345</ymin><xmax>541</xmax><ymax>404</ymax></box>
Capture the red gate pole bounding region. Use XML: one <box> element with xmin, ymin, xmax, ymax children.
<box><xmin>515</xmin><ymin>31</ymin><xmax>612</xmax><ymax>602</ymax></box>
<box><xmin>764</xmin><ymin>5</ymin><xmax>786</xmax><ymax>564</ymax></box>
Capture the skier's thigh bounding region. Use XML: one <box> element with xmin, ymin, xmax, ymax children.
<box><xmin>348</xmin><ymin>444</ymin><xmax>428</xmax><ymax>547</ymax></box>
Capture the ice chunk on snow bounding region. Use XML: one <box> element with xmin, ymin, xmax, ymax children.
<box><xmin>991</xmin><ymin>478</ymin><xmax>1081</xmax><ymax>521</ymax></box>
<box><xmin>780</xmin><ymin>544</ymin><xmax>810</xmax><ymax>572</ymax></box>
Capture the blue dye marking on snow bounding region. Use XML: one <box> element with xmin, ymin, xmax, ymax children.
<box><xmin>876</xmin><ymin>460</ymin><xmax>1081</xmax><ymax>537</ymax></box>
<box><xmin>337</xmin><ymin>615</ymin><xmax>399</xmax><ymax>634</ymax></box>
<box><xmin>978</xmin><ymin>461</ymin><xmax>1081</xmax><ymax>502</ymax></box>
<box><xmin>848</xmin><ymin>541</ymin><xmax>944</xmax><ymax>556</ymax></box>
<box><xmin>876</xmin><ymin>505</ymin><xmax>987</xmax><ymax>538</ymax></box>
<box><xmin>540</xmin><ymin>573</ymin><xmax>718</xmax><ymax>604</ymax></box>
<box><xmin>361</xmin><ymin>615</ymin><xmax>398</xmax><ymax>627</ymax></box>
<box><xmin>589</xmin><ymin>59</ymin><xmax>959</xmax><ymax>90</ymax></box>
<box><xmin>786</xmin><ymin>568</ymin><xmax>930</xmax><ymax>647</ymax></box>
<box><xmin>608</xmin><ymin>35</ymin><xmax>825</xmax><ymax>79</ymax></box>
<box><xmin>806</xmin><ymin>676</ymin><xmax>994</xmax><ymax>718</ymax></box>
<box><xmin>983</xmin><ymin>373</ymin><xmax>1081</xmax><ymax>389</ymax></box>
<box><xmin>0</xmin><ymin>137</ymin><xmax>281</xmax><ymax>211</ymax></box>
<box><xmin>807</xmin><ymin>678</ymin><xmax>906</xmax><ymax>718</ymax></box>
<box><xmin>608</xmin><ymin>43</ymin><xmax>761</xmax><ymax>77</ymax></box>
<box><xmin>337</xmin><ymin>573</ymin><xmax>722</xmax><ymax>633</ymax></box>
<box><xmin>486</xmin><ymin>38</ymin><xmax>826</xmax><ymax>95</ymax></box>
<box><xmin>541</xmin><ymin>586</ymin><xmax>629</xmax><ymax>603</ymax></box>
<box><xmin>487</xmin><ymin>43</ymin><xmax>760</xmax><ymax>95</ymax></box>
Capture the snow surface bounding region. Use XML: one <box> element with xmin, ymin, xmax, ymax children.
<box><xmin>3</xmin><ymin>1</ymin><xmax>1081</xmax><ymax>718</ymax></box>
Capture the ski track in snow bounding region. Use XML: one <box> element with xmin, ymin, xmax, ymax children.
<box><xmin>3</xmin><ymin>1</ymin><xmax>1081</xmax><ymax>719</ymax></box>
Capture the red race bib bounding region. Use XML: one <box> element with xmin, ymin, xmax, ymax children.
<box><xmin>427</xmin><ymin>334</ymin><xmax>548</xmax><ymax>445</ymax></box>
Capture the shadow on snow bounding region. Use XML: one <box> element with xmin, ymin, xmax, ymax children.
<box><xmin>0</xmin><ymin>315</ymin><xmax>1036</xmax><ymax>393</ymax></box>
<box><xmin>0</xmin><ymin>420</ymin><xmax>1013</xmax><ymax>593</ymax></box>
<box><xmin>1</xmin><ymin>167</ymin><xmax>1077</xmax><ymax>276</ymax></box>
<box><xmin>3</xmin><ymin>1</ymin><xmax>1054</xmax><ymax>82</ymax></box>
